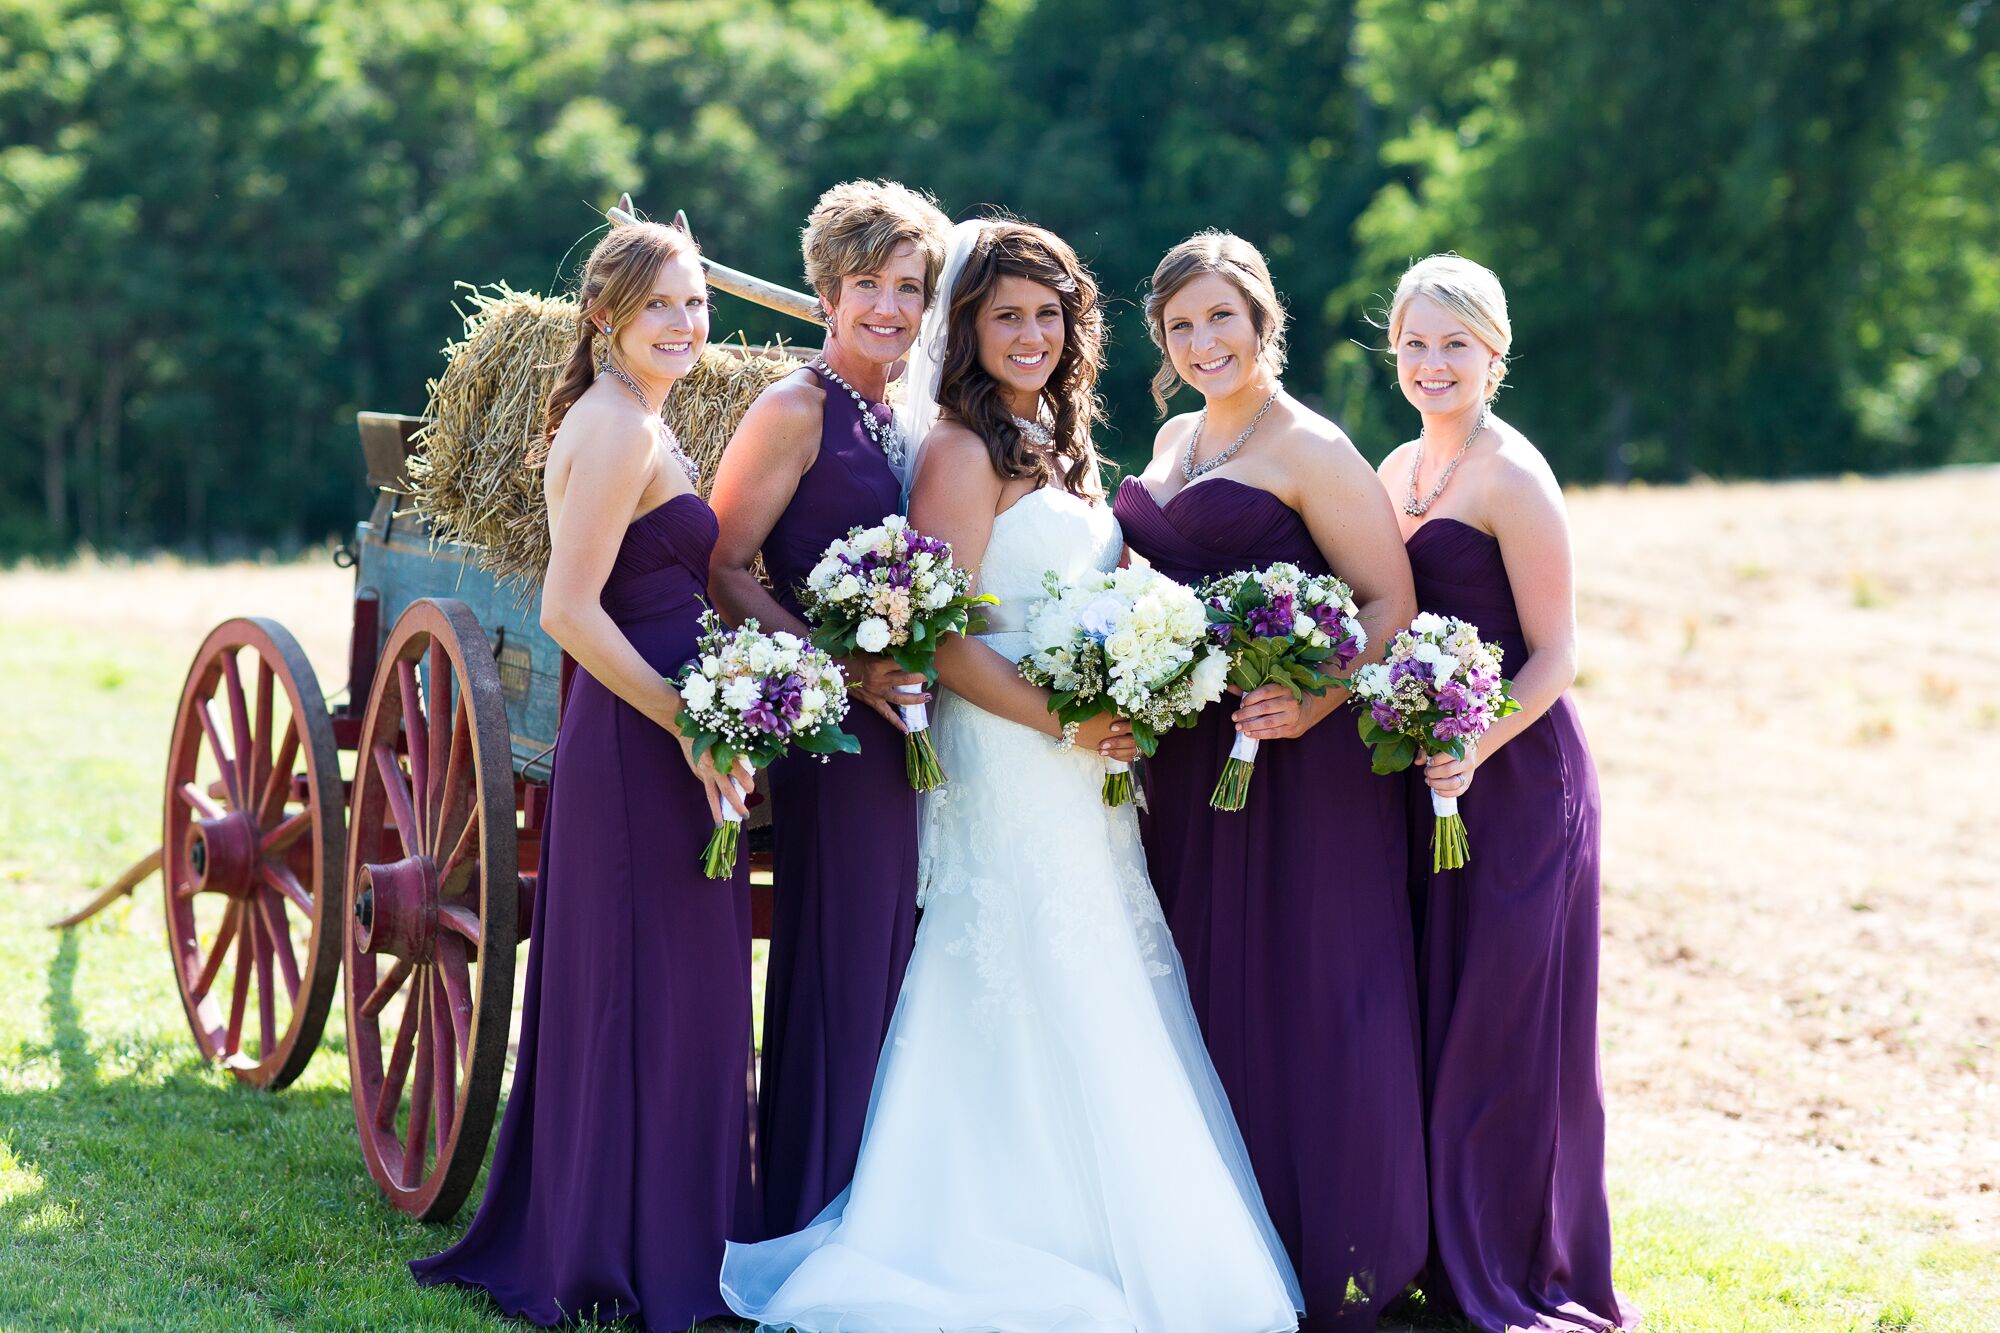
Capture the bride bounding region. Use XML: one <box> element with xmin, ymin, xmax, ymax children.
<box><xmin>720</xmin><ymin>219</ymin><xmax>1304</xmax><ymax>1333</ymax></box>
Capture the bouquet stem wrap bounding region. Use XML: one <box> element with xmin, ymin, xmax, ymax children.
<box><xmin>1429</xmin><ymin>787</ymin><xmax>1470</xmax><ymax>871</ymax></box>
<box><xmin>702</xmin><ymin>777</ymin><xmax>749</xmax><ymax>880</ymax></box>
<box><xmin>1209</xmin><ymin>732</ymin><xmax>1260</xmax><ymax>811</ymax></box>
<box><xmin>1102</xmin><ymin>756</ymin><xmax>1134</xmax><ymax>807</ymax></box>
<box><xmin>900</xmin><ymin>699</ymin><xmax>945</xmax><ymax>791</ymax></box>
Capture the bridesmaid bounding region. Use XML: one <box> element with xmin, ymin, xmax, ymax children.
<box><xmin>1114</xmin><ymin>231</ymin><xmax>1426</xmax><ymax>1330</ymax></box>
<box><xmin>708</xmin><ymin>179</ymin><xmax>951</xmax><ymax>1238</ymax></box>
<box><xmin>1375</xmin><ymin>254</ymin><xmax>1634</xmax><ymax>1331</ymax></box>
<box><xmin>411</xmin><ymin>215</ymin><xmax>757</xmax><ymax>1326</ymax></box>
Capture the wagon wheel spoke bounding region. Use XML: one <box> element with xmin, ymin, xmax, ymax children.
<box><xmin>439</xmin><ymin>813</ymin><xmax>479</xmax><ymax>894</ymax></box>
<box><xmin>429</xmin><ymin>968</ymin><xmax>458</xmax><ymax>1148</ymax></box>
<box><xmin>377</xmin><ymin>977</ymin><xmax>420</xmax><ymax>1130</ymax></box>
<box><xmin>397</xmin><ymin>659</ymin><xmax>429</xmax><ymax>850</ymax></box>
<box><xmin>260</xmin><ymin>808</ymin><xmax>313</xmax><ymax>855</ymax></box>
<box><xmin>178</xmin><ymin>781</ymin><xmax>223</xmax><ymax>822</ymax></box>
<box><xmin>259</xmin><ymin>889</ymin><xmax>301</xmax><ymax>1003</ymax></box>
<box><xmin>403</xmin><ymin>982</ymin><xmax>435</xmax><ymax>1187</ymax></box>
<box><xmin>190</xmin><ymin>901</ymin><xmax>241</xmax><ymax>999</ymax></box>
<box><xmin>224</xmin><ymin>912</ymin><xmax>254</xmax><ymax>1056</ymax></box>
<box><xmin>222</xmin><ymin>651</ymin><xmax>254</xmax><ymax>811</ymax></box>
<box><xmin>437</xmin><ymin>936</ymin><xmax>473</xmax><ymax>1057</ymax></box>
<box><xmin>259</xmin><ymin>861</ymin><xmax>313</xmax><ymax>916</ymax></box>
<box><xmin>258</xmin><ymin>716</ymin><xmax>301</xmax><ymax>827</ymax></box>
<box><xmin>251</xmin><ymin>898</ymin><xmax>278</xmax><ymax>1056</ymax></box>
<box><xmin>196</xmin><ymin>698</ymin><xmax>239</xmax><ymax>808</ymax></box>
<box><xmin>372</xmin><ymin>742</ymin><xmax>420</xmax><ymax>857</ymax></box>
<box><xmin>425</xmin><ymin>641</ymin><xmax>452</xmax><ymax>850</ymax></box>
<box><xmin>251</xmin><ymin>658</ymin><xmax>275</xmax><ymax>807</ymax></box>
<box><xmin>437</xmin><ymin>903</ymin><xmax>482</xmax><ymax>947</ymax></box>
<box><xmin>360</xmin><ymin>957</ymin><xmax>414</xmax><ymax>1019</ymax></box>
<box><xmin>432</xmin><ymin>695</ymin><xmax>473</xmax><ymax>863</ymax></box>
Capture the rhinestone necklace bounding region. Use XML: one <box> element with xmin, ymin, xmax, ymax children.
<box><xmin>1404</xmin><ymin>407</ymin><xmax>1489</xmax><ymax>517</ymax></box>
<box><xmin>1010</xmin><ymin>414</ymin><xmax>1054</xmax><ymax>448</ymax></box>
<box><xmin>600</xmin><ymin>360</ymin><xmax>701</xmax><ymax>487</ymax></box>
<box><xmin>811</xmin><ymin>358</ymin><xmax>906</xmax><ymax>470</ymax></box>
<box><xmin>1181</xmin><ymin>388</ymin><xmax>1280</xmax><ymax>482</ymax></box>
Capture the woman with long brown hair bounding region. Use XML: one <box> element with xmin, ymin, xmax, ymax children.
<box><xmin>721</xmin><ymin>219</ymin><xmax>1302</xmax><ymax>1333</ymax></box>
<box><xmin>410</xmin><ymin>213</ymin><xmax>757</xmax><ymax>1328</ymax></box>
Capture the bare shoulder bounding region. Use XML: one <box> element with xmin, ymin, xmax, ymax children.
<box><xmin>918</xmin><ymin>419</ymin><xmax>1002</xmax><ymax>486</ymax></box>
<box><xmin>1486</xmin><ymin>419</ymin><xmax>1564</xmax><ymax>504</ymax></box>
<box><xmin>1376</xmin><ymin>437</ymin><xmax>1421</xmax><ymax>484</ymax></box>
<box><xmin>1276</xmin><ymin>401</ymin><xmax>1373</xmax><ymax>485</ymax></box>
<box><xmin>551</xmin><ymin>394</ymin><xmax>653</xmax><ymax>475</ymax></box>
<box><xmin>733</xmin><ymin>369</ymin><xmax>826</xmax><ymax>448</ymax></box>
<box><xmin>1151</xmin><ymin>412</ymin><xmax>1199</xmax><ymax>462</ymax></box>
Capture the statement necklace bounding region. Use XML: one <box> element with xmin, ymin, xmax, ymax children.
<box><xmin>600</xmin><ymin>359</ymin><xmax>700</xmax><ymax>487</ymax></box>
<box><xmin>812</xmin><ymin>358</ymin><xmax>907</xmax><ymax>470</ymax></box>
<box><xmin>1181</xmin><ymin>388</ymin><xmax>1280</xmax><ymax>482</ymax></box>
<box><xmin>1010</xmin><ymin>414</ymin><xmax>1055</xmax><ymax>449</ymax></box>
<box><xmin>1404</xmin><ymin>407</ymin><xmax>1490</xmax><ymax>517</ymax></box>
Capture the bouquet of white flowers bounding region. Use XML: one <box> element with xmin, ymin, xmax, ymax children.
<box><xmin>1343</xmin><ymin>612</ymin><xmax>1520</xmax><ymax>871</ymax></box>
<box><xmin>1195</xmin><ymin>563</ymin><xmax>1368</xmax><ymax>810</ymax></box>
<box><xmin>799</xmin><ymin>514</ymin><xmax>995</xmax><ymax>790</ymax></box>
<box><xmin>674</xmin><ymin>611</ymin><xmax>859</xmax><ymax>877</ymax></box>
<box><xmin>1018</xmin><ymin>566</ymin><xmax>1231</xmax><ymax>805</ymax></box>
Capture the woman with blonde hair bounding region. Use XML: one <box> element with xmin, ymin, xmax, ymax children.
<box><xmin>411</xmin><ymin>213</ymin><xmax>757</xmax><ymax>1327</ymax></box>
<box><xmin>1377</xmin><ymin>252</ymin><xmax>1633</xmax><ymax>1331</ymax></box>
<box><xmin>708</xmin><ymin>178</ymin><xmax>950</xmax><ymax>1240</ymax></box>
<box><xmin>1113</xmin><ymin>229</ymin><xmax>1427</xmax><ymax>1330</ymax></box>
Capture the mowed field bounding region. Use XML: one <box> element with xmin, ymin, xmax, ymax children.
<box><xmin>2</xmin><ymin>466</ymin><xmax>1996</xmax><ymax>1330</ymax></box>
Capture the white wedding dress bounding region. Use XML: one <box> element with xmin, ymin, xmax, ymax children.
<box><xmin>721</xmin><ymin>488</ymin><xmax>1303</xmax><ymax>1333</ymax></box>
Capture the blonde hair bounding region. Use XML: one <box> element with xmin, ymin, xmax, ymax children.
<box><xmin>543</xmin><ymin>220</ymin><xmax>699</xmax><ymax>449</ymax></box>
<box><xmin>801</xmin><ymin>179</ymin><xmax>952</xmax><ymax>313</ymax></box>
<box><xmin>1143</xmin><ymin>230</ymin><xmax>1288</xmax><ymax>414</ymax></box>
<box><xmin>1387</xmin><ymin>253</ymin><xmax>1512</xmax><ymax>400</ymax></box>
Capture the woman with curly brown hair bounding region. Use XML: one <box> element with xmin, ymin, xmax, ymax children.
<box><xmin>720</xmin><ymin>219</ymin><xmax>1303</xmax><ymax>1333</ymax></box>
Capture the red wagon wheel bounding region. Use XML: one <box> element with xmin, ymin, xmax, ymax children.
<box><xmin>344</xmin><ymin>599</ymin><xmax>519</xmax><ymax>1221</ymax></box>
<box><xmin>162</xmin><ymin>618</ymin><xmax>344</xmax><ymax>1089</ymax></box>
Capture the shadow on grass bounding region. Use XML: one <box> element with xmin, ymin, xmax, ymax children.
<box><xmin>0</xmin><ymin>929</ymin><xmax>503</xmax><ymax>1329</ymax></box>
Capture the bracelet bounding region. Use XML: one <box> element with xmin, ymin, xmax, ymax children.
<box><xmin>1055</xmin><ymin>720</ymin><xmax>1081</xmax><ymax>752</ymax></box>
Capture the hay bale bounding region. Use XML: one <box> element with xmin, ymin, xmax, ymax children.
<box><xmin>408</xmin><ymin>282</ymin><xmax>803</xmax><ymax>592</ymax></box>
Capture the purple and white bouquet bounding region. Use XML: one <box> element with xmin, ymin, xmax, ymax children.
<box><xmin>1344</xmin><ymin>612</ymin><xmax>1520</xmax><ymax>871</ymax></box>
<box><xmin>674</xmin><ymin>611</ymin><xmax>860</xmax><ymax>877</ymax></box>
<box><xmin>1019</xmin><ymin>566</ymin><xmax>1230</xmax><ymax>806</ymax></box>
<box><xmin>799</xmin><ymin>514</ymin><xmax>995</xmax><ymax>790</ymax></box>
<box><xmin>1195</xmin><ymin>563</ymin><xmax>1367</xmax><ymax>810</ymax></box>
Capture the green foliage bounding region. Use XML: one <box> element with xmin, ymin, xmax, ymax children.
<box><xmin>2</xmin><ymin>0</ymin><xmax>1994</xmax><ymax>558</ymax></box>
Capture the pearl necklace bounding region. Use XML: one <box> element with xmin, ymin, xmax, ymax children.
<box><xmin>1404</xmin><ymin>407</ymin><xmax>1489</xmax><ymax>517</ymax></box>
<box><xmin>1181</xmin><ymin>388</ymin><xmax>1280</xmax><ymax>482</ymax></box>
<box><xmin>811</xmin><ymin>358</ymin><xmax>906</xmax><ymax>470</ymax></box>
<box><xmin>600</xmin><ymin>360</ymin><xmax>700</xmax><ymax>487</ymax></box>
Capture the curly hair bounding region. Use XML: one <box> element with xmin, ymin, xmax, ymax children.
<box><xmin>801</xmin><ymin>179</ymin><xmax>952</xmax><ymax>312</ymax></box>
<box><xmin>1142</xmin><ymin>230</ymin><xmax>1288</xmax><ymax>415</ymax></box>
<box><xmin>934</xmin><ymin>222</ymin><xmax>1106</xmax><ymax>499</ymax></box>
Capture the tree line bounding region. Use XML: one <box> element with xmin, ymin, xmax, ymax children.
<box><xmin>2</xmin><ymin>0</ymin><xmax>1993</xmax><ymax>556</ymax></box>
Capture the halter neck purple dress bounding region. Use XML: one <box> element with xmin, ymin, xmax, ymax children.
<box><xmin>1115</xmin><ymin>476</ymin><xmax>1427</xmax><ymax>1331</ymax></box>
<box><xmin>753</xmin><ymin>371</ymin><xmax>921</xmax><ymax>1238</ymax></box>
<box><xmin>1403</xmin><ymin>517</ymin><xmax>1634</xmax><ymax>1332</ymax></box>
<box><xmin>410</xmin><ymin>494</ymin><xmax>755</xmax><ymax>1329</ymax></box>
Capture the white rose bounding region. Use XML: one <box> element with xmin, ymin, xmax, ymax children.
<box><xmin>701</xmin><ymin>654</ymin><xmax>722</xmax><ymax>677</ymax></box>
<box><xmin>807</xmin><ymin>559</ymin><xmax>841</xmax><ymax>591</ymax></box>
<box><xmin>1411</xmin><ymin>611</ymin><xmax>1447</xmax><ymax>638</ymax></box>
<box><xmin>833</xmin><ymin>573</ymin><xmax>864</xmax><ymax>601</ymax></box>
<box><xmin>922</xmin><ymin>582</ymin><xmax>952</xmax><ymax>610</ymax></box>
<box><xmin>1413</xmin><ymin>640</ymin><xmax>1442</xmax><ymax>664</ymax></box>
<box><xmin>800</xmin><ymin>686</ymin><xmax>827</xmax><ymax>715</ymax></box>
<box><xmin>855</xmin><ymin>617</ymin><xmax>892</xmax><ymax>653</ymax></box>
<box><xmin>1291</xmin><ymin>611</ymin><xmax>1314</xmax><ymax>637</ymax></box>
<box><xmin>746</xmin><ymin>640</ymin><xmax>775</xmax><ymax>674</ymax></box>
<box><xmin>721</xmin><ymin>676</ymin><xmax>758</xmax><ymax>711</ymax></box>
<box><xmin>680</xmin><ymin>673</ymin><xmax>715</xmax><ymax>712</ymax></box>
<box><xmin>1104</xmin><ymin>629</ymin><xmax>1141</xmax><ymax>662</ymax></box>
<box><xmin>911</xmin><ymin>551</ymin><xmax>936</xmax><ymax>573</ymax></box>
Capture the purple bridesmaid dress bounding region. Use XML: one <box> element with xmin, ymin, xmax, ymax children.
<box><xmin>410</xmin><ymin>494</ymin><xmax>755</xmax><ymax>1328</ymax></box>
<box><xmin>1405</xmin><ymin>517</ymin><xmax>1634</xmax><ymax>1332</ymax></box>
<box><xmin>753</xmin><ymin>374</ymin><xmax>920</xmax><ymax>1238</ymax></box>
<box><xmin>1115</xmin><ymin>476</ymin><xmax>1428</xmax><ymax>1332</ymax></box>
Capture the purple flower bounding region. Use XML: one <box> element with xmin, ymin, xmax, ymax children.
<box><xmin>1208</xmin><ymin>621</ymin><xmax>1234</xmax><ymax>646</ymax></box>
<box><xmin>1370</xmin><ymin>700</ymin><xmax>1403</xmax><ymax>732</ymax></box>
<box><xmin>1436</xmin><ymin>681</ymin><xmax>1472</xmax><ymax>713</ymax></box>
<box><xmin>1247</xmin><ymin>604</ymin><xmax>1291</xmax><ymax>638</ymax></box>
<box><xmin>1310</xmin><ymin>602</ymin><xmax>1343</xmax><ymax>635</ymax></box>
<box><xmin>1329</xmin><ymin>633</ymin><xmax>1361</xmax><ymax>670</ymax></box>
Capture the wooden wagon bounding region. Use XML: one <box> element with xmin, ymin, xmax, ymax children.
<box><xmin>57</xmin><ymin>242</ymin><xmax>821</xmax><ymax>1222</ymax></box>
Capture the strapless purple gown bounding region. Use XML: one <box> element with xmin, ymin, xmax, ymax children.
<box><xmin>753</xmin><ymin>376</ymin><xmax>920</xmax><ymax>1238</ymax></box>
<box><xmin>1115</xmin><ymin>476</ymin><xmax>1427</xmax><ymax>1331</ymax></box>
<box><xmin>1405</xmin><ymin>518</ymin><xmax>1634</xmax><ymax>1332</ymax></box>
<box><xmin>410</xmin><ymin>495</ymin><xmax>755</xmax><ymax>1328</ymax></box>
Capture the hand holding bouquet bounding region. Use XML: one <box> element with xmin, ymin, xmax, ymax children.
<box><xmin>1195</xmin><ymin>563</ymin><xmax>1367</xmax><ymax>810</ymax></box>
<box><xmin>799</xmin><ymin>514</ymin><xmax>995</xmax><ymax>790</ymax></box>
<box><xmin>674</xmin><ymin>611</ymin><xmax>860</xmax><ymax>877</ymax></box>
<box><xmin>1343</xmin><ymin>612</ymin><xmax>1520</xmax><ymax>870</ymax></box>
<box><xmin>1018</xmin><ymin>566</ymin><xmax>1230</xmax><ymax>806</ymax></box>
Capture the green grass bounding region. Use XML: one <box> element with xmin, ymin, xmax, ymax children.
<box><xmin>4</xmin><ymin>610</ymin><xmax>1997</xmax><ymax>1330</ymax></box>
